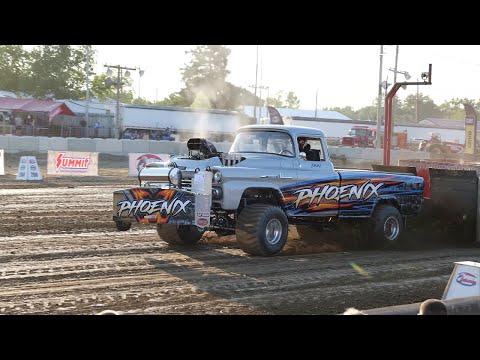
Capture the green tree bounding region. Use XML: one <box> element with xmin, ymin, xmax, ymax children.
<box><xmin>181</xmin><ymin>45</ymin><xmax>231</xmax><ymax>109</ymax></box>
<box><xmin>401</xmin><ymin>93</ymin><xmax>441</xmax><ymax>122</ymax></box>
<box><xmin>90</xmin><ymin>73</ymin><xmax>134</xmax><ymax>103</ymax></box>
<box><xmin>323</xmin><ymin>106</ymin><xmax>357</xmax><ymax>120</ymax></box>
<box><xmin>264</xmin><ymin>90</ymin><xmax>301</xmax><ymax>109</ymax></box>
<box><xmin>356</xmin><ymin>105</ymin><xmax>377</xmax><ymax>121</ymax></box>
<box><xmin>437</xmin><ymin>97</ymin><xmax>476</xmax><ymax>120</ymax></box>
<box><xmin>27</xmin><ymin>45</ymin><xmax>95</xmax><ymax>99</ymax></box>
<box><xmin>132</xmin><ymin>97</ymin><xmax>154</xmax><ymax>105</ymax></box>
<box><xmin>285</xmin><ymin>91</ymin><xmax>300</xmax><ymax>109</ymax></box>
<box><xmin>266</xmin><ymin>91</ymin><xmax>285</xmax><ymax>107</ymax></box>
<box><xmin>0</xmin><ymin>45</ymin><xmax>31</xmax><ymax>93</ymax></box>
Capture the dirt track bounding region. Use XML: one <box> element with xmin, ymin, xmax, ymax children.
<box><xmin>1</xmin><ymin>153</ymin><xmax>479</xmax><ymax>315</ymax></box>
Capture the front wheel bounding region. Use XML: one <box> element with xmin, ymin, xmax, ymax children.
<box><xmin>115</xmin><ymin>220</ymin><xmax>131</xmax><ymax>231</ymax></box>
<box><xmin>156</xmin><ymin>224</ymin><xmax>205</xmax><ymax>245</ymax></box>
<box><xmin>236</xmin><ymin>204</ymin><xmax>288</xmax><ymax>256</ymax></box>
<box><xmin>369</xmin><ymin>205</ymin><xmax>404</xmax><ymax>249</ymax></box>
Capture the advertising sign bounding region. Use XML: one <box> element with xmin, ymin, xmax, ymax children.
<box><xmin>128</xmin><ymin>153</ymin><xmax>170</xmax><ymax>176</ymax></box>
<box><xmin>47</xmin><ymin>151</ymin><xmax>98</xmax><ymax>176</ymax></box>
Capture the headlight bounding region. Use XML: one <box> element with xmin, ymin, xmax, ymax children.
<box><xmin>168</xmin><ymin>168</ymin><xmax>181</xmax><ymax>186</ymax></box>
<box><xmin>213</xmin><ymin>171</ymin><xmax>222</xmax><ymax>183</ymax></box>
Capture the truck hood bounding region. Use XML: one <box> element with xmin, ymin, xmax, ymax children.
<box><xmin>140</xmin><ymin>152</ymin><xmax>293</xmax><ymax>182</ymax></box>
<box><xmin>170</xmin><ymin>153</ymin><xmax>290</xmax><ymax>170</ymax></box>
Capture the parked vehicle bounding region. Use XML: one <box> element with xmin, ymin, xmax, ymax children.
<box><xmin>418</xmin><ymin>132</ymin><xmax>464</xmax><ymax>154</ymax></box>
<box><xmin>113</xmin><ymin>124</ymin><xmax>425</xmax><ymax>256</ymax></box>
<box><xmin>341</xmin><ymin>126</ymin><xmax>376</xmax><ymax>147</ymax></box>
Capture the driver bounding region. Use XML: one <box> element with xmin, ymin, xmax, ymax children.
<box><xmin>298</xmin><ymin>137</ymin><xmax>309</xmax><ymax>153</ymax></box>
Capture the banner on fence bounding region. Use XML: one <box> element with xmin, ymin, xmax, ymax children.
<box><xmin>128</xmin><ymin>153</ymin><xmax>170</xmax><ymax>176</ymax></box>
<box><xmin>0</xmin><ymin>149</ymin><xmax>4</xmax><ymax>175</ymax></box>
<box><xmin>47</xmin><ymin>151</ymin><xmax>98</xmax><ymax>176</ymax></box>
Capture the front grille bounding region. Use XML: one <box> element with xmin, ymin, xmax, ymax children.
<box><xmin>180</xmin><ymin>178</ymin><xmax>192</xmax><ymax>189</ymax></box>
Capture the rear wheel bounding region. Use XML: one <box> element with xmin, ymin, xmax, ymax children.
<box><xmin>156</xmin><ymin>224</ymin><xmax>205</xmax><ymax>245</ymax></box>
<box><xmin>236</xmin><ymin>204</ymin><xmax>288</xmax><ymax>256</ymax></box>
<box><xmin>369</xmin><ymin>205</ymin><xmax>404</xmax><ymax>249</ymax></box>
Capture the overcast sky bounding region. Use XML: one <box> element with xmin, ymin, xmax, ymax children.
<box><xmin>93</xmin><ymin>45</ymin><xmax>480</xmax><ymax>110</ymax></box>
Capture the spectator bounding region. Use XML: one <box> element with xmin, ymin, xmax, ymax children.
<box><xmin>418</xmin><ymin>299</ymin><xmax>448</xmax><ymax>315</ymax></box>
<box><xmin>162</xmin><ymin>127</ymin><xmax>174</xmax><ymax>141</ymax></box>
<box><xmin>14</xmin><ymin>114</ymin><xmax>24</xmax><ymax>136</ymax></box>
<box><xmin>94</xmin><ymin>120</ymin><xmax>101</xmax><ymax>137</ymax></box>
<box><xmin>80</xmin><ymin>119</ymin><xmax>87</xmax><ymax>138</ymax></box>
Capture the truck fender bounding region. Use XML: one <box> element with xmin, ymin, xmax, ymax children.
<box><xmin>238</xmin><ymin>187</ymin><xmax>286</xmax><ymax>211</ymax></box>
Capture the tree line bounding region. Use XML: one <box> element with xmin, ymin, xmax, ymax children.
<box><xmin>0</xmin><ymin>45</ymin><xmax>476</xmax><ymax>122</ymax></box>
<box><xmin>0</xmin><ymin>45</ymin><xmax>300</xmax><ymax>111</ymax></box>
<box><xmin>327</xmin><ymin>95</ymin><xmax>477</xmax><ymax>124</ymax></box>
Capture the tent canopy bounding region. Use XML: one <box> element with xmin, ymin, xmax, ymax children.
<box><xmin>0</xmin><ymin>98</ymin><xmax>76</xmax><ymax>119</ymax></box>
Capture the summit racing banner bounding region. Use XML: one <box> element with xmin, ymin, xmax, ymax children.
<box><xmin>47</xmin><ymin>151</ymin><xmax>98</xmax><ymax>176</ymax></box>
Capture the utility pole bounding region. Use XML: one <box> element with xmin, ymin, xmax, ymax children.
<box><xmin>259</xmin><ymin>51</ymin><xmax>263</xmax><ymax>119</ymax></box>
<box><xmin>253</xmin><ymin>45</ymin><xmax>259</xmax><ymax>121</ymax></box>
<box><xmin>85</xmin><ymin>45</ymin><xmax>90</xmax><ymax>128</ymax></box>
<box><xmin>391</xmin><ymin>45</ymin><xmax>399</xmax><ymax>143</ymax></box>
<box><xmin>315</xmin><ymin>89</ymin><xmax>318</xmax><ymax>118</ymax></box>
<box><xmin>416</xmin><ymin>79</ymin><xmax>419</xmax><ymax>122</ymax></box>
<box><xmin>104</xmin><ymin>64</ymin><xmax>138</xmax><ymax>139</ymax></box>
<box><xmin>376</xmin><ymin>45</ymin><xmax>384</xmax><ymax>148</ymax></box>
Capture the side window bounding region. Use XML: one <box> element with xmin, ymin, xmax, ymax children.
<box><xmin>308</xmin><ymin>138</ymin><xmax>325</xmax><ymax>161</ymax></box>
<box><xmin>298</xmin><ymin>136</ymin><xmax>325</xmax><ymax>161</ymax></box>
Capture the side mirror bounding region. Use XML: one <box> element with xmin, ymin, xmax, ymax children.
<box><xmin>299</xmin><ymin>152</ymin><xmax>307</xmax><ymax>160</ymax></box>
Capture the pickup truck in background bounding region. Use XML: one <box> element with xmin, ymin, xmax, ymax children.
<box><xmin>113</xmin><ymin>124</ymin><xmax>424</xmax><ymax>256</ymax></box>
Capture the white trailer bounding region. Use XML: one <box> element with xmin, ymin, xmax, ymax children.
<box><xmin>122</xmin><ymin>105</ymin><xmax>253</xmax><ymax>141</ymax></box>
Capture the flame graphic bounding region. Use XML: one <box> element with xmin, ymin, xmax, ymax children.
<box><xmin>131</xmin><ymin>188</ymin><xmax>151</xmax><ymax>200</ymax></box>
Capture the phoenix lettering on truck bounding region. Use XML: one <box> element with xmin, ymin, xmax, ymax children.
<box><xmin>113</xmin><ymin>124</ymin><xmax>424</xmax><ymax>256</ymax></box>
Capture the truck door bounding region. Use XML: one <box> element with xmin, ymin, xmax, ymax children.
<box><xmin>281</xmin><ymin>135</ymin><xmax>340</xmax><ymax>218</ymax></box>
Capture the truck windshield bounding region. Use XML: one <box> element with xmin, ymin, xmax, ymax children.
<box><xmin>348</xmin><ymin>129</ymin><xmax>368</xmax><ymax>136</ymax></box>
<box><xmin>230</xmin><ymin>130</ymin><xmax>295</xmax><ymax>156</ymax></box>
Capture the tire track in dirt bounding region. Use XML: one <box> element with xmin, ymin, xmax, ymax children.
<box><xmin>1</xmin><ymin>178</ymin><xmax>479</xmax><ymax>314</ymax></box>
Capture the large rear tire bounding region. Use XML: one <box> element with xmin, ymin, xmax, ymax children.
<box><xmin>156</xmin><ymin>224</ymin><xmax>205</xmax><ymax>245</ymax></box>
<box><xmin>236</xmin><ymin>204</ymin><xmax>288</xmax><ymax>256</ymax></box>
<box><xmin>369</xmin><ymin>205</ymin><xmax>404</xmax><ymax>249</ymax></box>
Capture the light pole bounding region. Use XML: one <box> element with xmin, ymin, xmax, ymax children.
<box><xmin>388</xmin><ymin>66</ymin><xmax>411</xmax><ymax>142</ymax></box>
<box><xmin>258</xmin><ymin>85</ymin><xmax>269</xmax><ymax>119</ymax></box>
<box><xmin>104</xmin><ymin>64</ymin><xmax>141</xmax><ymax>139</ymax></box>
<box><xmin>415</xmin><ymin>78</ymin><xmax>419</xmax><ymax>122</ymax></box>
<box><xmin>375</xmin><ymin>45</ymin><xmax>384</xmax><ymax>148</ymax></box>
<box><xmin>138</xmin><ymin>69</ymin><xmax>145</xmax><ymax>98</ymax></box>
<box><xmin>85</xmin><ymin>45</ymin><xmax>91</xmax><ymax>127</ymax></box>
<box><xmin>253</xmin><ymin>45</ymin><xmax>259</xmax><ymax>120</ymax></box>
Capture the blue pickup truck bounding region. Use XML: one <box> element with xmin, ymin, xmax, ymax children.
<box><xmin>114</xmin><ymin>124</ymin><xmax>424</xmax><ymax>256</ymax></box>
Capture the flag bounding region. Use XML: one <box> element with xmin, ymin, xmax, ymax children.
<box><xmin>267</xmin><ymin>106</ymin><xmax>284</xmax><ymax>125</ymax></box>
<box><xmin>463</xmin><ymin>103</ymin><xmax>477</xmax><ymax>155</ymax></box>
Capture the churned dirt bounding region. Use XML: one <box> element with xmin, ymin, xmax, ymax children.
<box><xmin>1</xmin><ymin>152</ymin><xmax>479</xmax><ymax>315</ymax></box>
